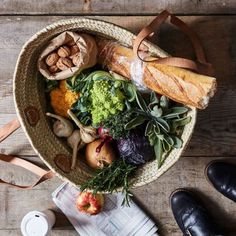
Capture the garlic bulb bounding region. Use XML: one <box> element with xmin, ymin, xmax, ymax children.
<box><xmin>67</xmin><ymin>110</ymin><xmax>97</xmax><ymax>143</ymax></box>
<box><xmin>46</xmin><ymin>112</ymin><xmax>74</xmax><ymax>137</ymax></box>
<box><xmin>67</xmin><ymin>130</ymin><xmax>85</xmax><ymax>169</ymax></box>
<box><xmin>80</xmin><ymin>129</ymin><xmax>97</xmax><ymax>143</ymax></box>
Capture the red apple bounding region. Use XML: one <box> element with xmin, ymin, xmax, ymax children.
<box><xmin>76</xmin><ymin>191</ymin><xmax>104</xmax><ymax>215</ymax></box>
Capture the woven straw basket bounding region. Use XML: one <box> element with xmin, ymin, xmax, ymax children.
<box><xmin>13</xmin><ymin>18</ymin><xmax>197</xmax><ymax>190</ymax></box>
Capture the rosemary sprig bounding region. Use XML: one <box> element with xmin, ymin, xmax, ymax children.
<box><xmin>80</xmin><ymin>158</ymin><xmax>137</xmax><ymax>207</ymax></box>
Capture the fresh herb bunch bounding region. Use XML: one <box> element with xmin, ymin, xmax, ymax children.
<box><xmin>66</xmin><ymin>68</ymin><xmax>93</xmax><ymax>92</ymax></box>
<box><xmin>81</xmin><ymin>158</ymin><xmax>136</xmax><ymax>206</ymax></box>
<box><xmin>67</xmin><ymin>71</ymin><xmax>137</xmax><ymax>126</ymax></box>
<box><xmin>125</xmin><ymin>91</ymin><xmax>191</xmax><ymax>167</ymax></box>
<box><xmin>66</xmin><ymin>69</ymin><xmax>94</xmax><ymax>124</ymax></box>
<box><xmin>102</xmin><ymin>111</ymin><xmax>135</xmax><ymax>139</ymax></box>
<box><xmin>45</xmin><ymin>79</ymin><xmax>58</xmax><ymax>93</ymax></box>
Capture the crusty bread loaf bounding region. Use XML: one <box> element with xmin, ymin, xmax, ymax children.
<box><xmin>97</xmin><ymin>38</ymin><xmax>216</xmax><ymax>109</ymax></box>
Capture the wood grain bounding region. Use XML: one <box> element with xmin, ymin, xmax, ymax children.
<box><xmin>1</xmin><ymin>156</ymin><xmax>236</xmax><ymax>235</ymax></box>
<box><xmin>1</xmin><ymin>15</ymin><xmax>236</xmax><ymax>235</ymax></box>
<box><xmin>0</xmin><ymin>230</ymin><xmax>78</xmax><ymax>236</ymax></box>
<box><xmin>1</xmin><ymin>0</ymin><xmax>236</xmax><ymax>15</ymax></box>
<box><xmin>134</xmin><ymin>156</ymin><xmax>236</xmax><ymax>235</ymax></box>
<box><xmin>0</xmin><ymin>16</ymin><xmax>236</xmax><ymax>157</ymax></box>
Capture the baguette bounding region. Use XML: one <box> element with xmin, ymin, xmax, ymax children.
<box><xmin>96</xmin><ymin>38</ymin><xmax>216</xmax><ymax>109</ymax></box>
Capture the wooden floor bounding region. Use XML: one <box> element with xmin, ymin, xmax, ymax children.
<box><xmin>1</xmin><ymin>1</ymin><xmax>236</xmax><ymax>235</ymax></box>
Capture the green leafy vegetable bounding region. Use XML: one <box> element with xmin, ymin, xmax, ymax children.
<box><xmin>66</xmin><ymin>68</ymin><xmax>95</xmax><ymax>92</ymax></box>
<box><xmin>124</xmin><ymin>91</ymin><xmax>191</xmax><ymax>168</ymax></box>
<box><xmin>68</xmin><ymin>71</ymin><xmax>137</xmax><ymax>126</ymax></box>
<box><xmin>102</xmin><ymin>111</ymin><xmax>135</xmax><ymax>139</ymax></box>
<box><xmin>80</xmin><ymin>158</ymin><xmax>136</xmax><ymax>207</ymax></box>
<box><xmin>124</xmin><ymin>115</ymin><xmax>147</xmax><ymax>130</ymax></box>
<box><xmin>45</xmin><ymin>79</ymin><xmax>58</xmax><ymax>93</ymax></box>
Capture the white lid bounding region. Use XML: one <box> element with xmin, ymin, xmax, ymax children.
<box><xmin>21</xmin><ymin>211</ymin><xmax>50</xmax><ymax>236</ymax></box>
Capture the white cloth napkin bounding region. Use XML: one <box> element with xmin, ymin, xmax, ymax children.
<box><xmin>52</xmin><ymin>183</ymin><xmax>159</xmax><ymax>236</ymax></box>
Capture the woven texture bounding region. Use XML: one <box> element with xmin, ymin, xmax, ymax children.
<box><xmin>13</xmin><ymin>18</ymin><xmax>197</xmax><ymax>190</ymax></box>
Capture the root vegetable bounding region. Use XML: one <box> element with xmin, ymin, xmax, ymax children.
<box><xmin>67</xmin><ymin>110</ymin><xmax>97</xmax><ymax>143</ymax></box>
<box><xmin>85</xmin><ymin>139</ymin><xmax>116</xmax><ymax>169</ymax></box>
<box><xmin>46</xmin><ymin>112</ymin><xmax>74</xmax><ymax>137</ymax></box>
<box><xmin>67</xmin><ymin>130</ymin><xmax>85</xmax><ymax>169</ymax></box>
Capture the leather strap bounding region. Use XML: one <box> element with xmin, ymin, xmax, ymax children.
<box><xmin>0</xmin><ymin>119</ymin><xmax>54</xmax><ymax>189</ymax></box>
<box><xmin>0</xmin><ymin>118</ymin><xmax>21</xmax><ymax>142</ymax></box>
<box><xmin>133</xmin><ymin>10</ymin><xmax>213</xmax><ymax>76</ymax></box>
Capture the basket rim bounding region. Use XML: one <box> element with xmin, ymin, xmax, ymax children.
<box><xmin>13</xmin><ymin>17</ymin><xmax>197</xmax><ymax>191</ymax></box>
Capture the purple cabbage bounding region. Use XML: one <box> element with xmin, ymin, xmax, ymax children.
<box><xmin>116</xmin><ymin>127</ymin><xmax>155</xmax><ymax>165</ymax></box>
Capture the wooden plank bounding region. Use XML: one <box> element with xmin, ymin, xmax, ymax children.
<box><xmin>0</xmin><ymin>16</ymin><xmax>154</xmax><ymax>115</ymax></box>
<box><xmin>0</xmin><ymin>15</ymin><xmax>235</xmax><ymax>113</ymax></box>
<box><xmin>1</xmin><ymin>0</ymin><xmax>236</xmax><ymax>15</ymax></box>
<box><xmin>134</xmin><ymin>156</ymin><xmax>236</xmax><ymax>235</ymax></box>
<box><xmin>0</xmin><ymin>16</ymin><xmax>236</xmax><ymax>157</ymax></box>
<box><xmin>1</xmin><ymin>15</ymin><xmax>235</xmax><ymax>234</ymax></box>
<box><xmin>0</xmin><ymin>230</ymin><xmax>78</xmax><ymax>236</ymax></box>
<box><xmin>1</xmin><ymin>155</ymin><xmax>236</xmax><ymax>235</ymax></box>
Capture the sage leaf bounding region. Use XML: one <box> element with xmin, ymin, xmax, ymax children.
<box><xmin>163</xmin><ymin>107</ymin><xmax>189</xmax><ymax>119</ymax></box>
<box><xmin>160</xmin><ymin>96</ymin><xmax>169</xmax><ymax>109</ymax></box>
<box><xmin>125</xmin><ymin>100</ymin><xmax>132</xmax><ymax>110</ymax></box>
<box><xmin>156</xmin><ymin>134</ymin><xmax>164</xmax><ymax>140</ymax></box>
<box><xmin>125</xmin><ymin>115</ymin><xmax>147</xmax><ymax>130</ymax></box>
<box><xmin>154</xmin><ymin>138</ymin><xmax>163</xmax><ymax>168</ymax></box>
<box><xmin>145</xmin><ymin>121</ymin><xmax>154</xmax><ymax>136</ymax></box>
<box><xmin>171</xmin><ymin>136</ymin><xmax>183</xmax><ymax>148</ymax></box>
<box><xmin>135</xmin><ymin>92</ymin><xmax>149</xmax><ymax>112</ymax></box>
<box><xmin>162</xmin><ymin>139</ymin><xmax>172</xmax><ymax>152</ymax></box>
<box><xmin>150</xmin><ymin>91</ymin><xmax>159</xmax><ymax>104</ymax></box>
<box><xmin>155</xmin><ymin>118</ymin><xmax>170</xmax><ymax>132</ymax></box>
<box><xmin>148</xmin><ymin>132</ymin><xmax>157</xmax><ymax>146</ymax></box>
<box><xmin>153</xmin><ymin>124</ymin><xmax>160</xmax><ymax>135</ymax></box>
<box><xmin>150</xmin><ymin>105</ymin><xmax>163</xmax><ymax>117</ymax></box>
<box><xmin>160</xmin><ymin>154</ymin><xmax>168</xmax><ymax>167</ymax></box>
<box><xmin>171</xmin><ymin>116</ymin><xmax>191</xmax><ymax>132</ymax></box>
<box><xmin>170</xmin><ymin>106</ymin><xmax>189</xmax><ymax>114</ymax></box>
<box><xmin>164</xmin><ymin>135</ymin><xmax>174</xmax><ymax>146</ymax></box>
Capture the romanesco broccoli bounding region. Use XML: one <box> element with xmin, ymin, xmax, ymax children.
<box><xmin>90</xmin><ymin>79</ymin><xmax>125</xmax><ymax>124</ymax></box>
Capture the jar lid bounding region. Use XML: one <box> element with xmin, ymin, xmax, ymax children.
<box><xmin>21</xmin><ymin>211</ymin><xmax>50</xmax><ymax>236</ymax></box>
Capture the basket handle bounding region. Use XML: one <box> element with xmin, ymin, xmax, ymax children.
<box><xmin>133</xmin><ymin>10</ymin><xmax>213</xmax><ymax>76</ymax></box>
<box><xmin>0</xmin><ymin>118</ymin><xmax>54</xmax><ymax>189</ymax></box>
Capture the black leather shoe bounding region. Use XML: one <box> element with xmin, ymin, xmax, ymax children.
<box><xmin>206</xmin><ymin>161</ymin><xmax>236</xmax><ymax>202</ymax></box>
<box><xmin>170</xmin><ymin>189</ymin><xmax>223</xmax><ymax>236</ymax></box>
